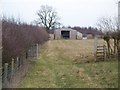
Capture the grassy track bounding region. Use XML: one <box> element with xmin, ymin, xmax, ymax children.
<box><xmin>19</xmin><ymin>40</ymin><xmax>118</xmax><ymax>88</ymax></box>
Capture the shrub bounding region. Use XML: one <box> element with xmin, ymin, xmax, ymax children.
<box><xmin>2</xmin><ymin>17</ymin><xmax>49</xmax><ymax>64</ymax></box>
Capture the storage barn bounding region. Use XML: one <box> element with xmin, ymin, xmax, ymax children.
<box><xmin>54</xmin><ymin>28</ymin><xmax>82</xmax><ymax>39</ymax></box>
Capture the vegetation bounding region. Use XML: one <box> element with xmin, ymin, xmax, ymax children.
<box><xmin>72</xmin><ymin>26</ymin><xmax>103</xmax><ymax>36</ymax></box>
<box><xmin>19</xmin><ymin>40</ymin><xmax>118</xmax><ymax>88</ymax></box>
<box><xmin>96</xmin><ymin>17</ymin><xmax>120</xmax><ymax>59</ymax></box>
<box><xmin>2</xmin><ymin>17</ymin><xmax>49</xmax><ymax>64</ymax></box>
<box><xmin>35</xmin><ymin>5</ymin><xmax>61</xmax><ymax>31</ymax></box>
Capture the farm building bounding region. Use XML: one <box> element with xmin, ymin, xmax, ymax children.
<box><xmin>54</xmin><ymin>28</ymin><xmax>82</xmax><ymax>39</ymax></box>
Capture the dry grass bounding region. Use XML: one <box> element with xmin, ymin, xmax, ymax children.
<box><xmin>19</xmin><ymin>39</ymin><xmax>118</xmax><ymax>88</ymax></box>
<box><xmin>47</xmin><ymin>39</ymin><xmax>105</xmax><ymax>63</ymax></box>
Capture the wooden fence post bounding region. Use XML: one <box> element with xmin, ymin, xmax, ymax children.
<box><xmin>94</xmin><ymin>36</ymin><xmax>98</xmax><ymax>61</ymax></box>
<box><xmin>3</xmin><ymin>63</ymin><xmax>8</xmax><ymax>87</ymax></box>
<box><xmin>16</xmin><ymin>57</ymin><xmax>19</xmax><ymax>70</ymax></box>
<box><xmin>118</xmin><ymin>2</ymin><xmax>120</xmax><ymax>88</ymax></box>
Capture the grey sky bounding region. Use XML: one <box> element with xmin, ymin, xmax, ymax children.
<box><xmin>1</xmin><ymin>0</ymin><xmax>118</xmax><ymax>27</ymax></box>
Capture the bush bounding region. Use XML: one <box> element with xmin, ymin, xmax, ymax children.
<box><xmin>2</xmin><ymin>17</ymin><xmax>49</xmax><ymax>64</ymax></box>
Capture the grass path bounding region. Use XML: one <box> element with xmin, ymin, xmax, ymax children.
<box><xmin>19</xmin><ymin>40</ymin><xmax>118</xmax><ymax>88</ymax></box>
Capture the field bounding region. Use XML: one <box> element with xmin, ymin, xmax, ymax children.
<box><xmin>19</xmin><ymin>40</ymin><xmax>118</xmax><ymax>88</ymax></box>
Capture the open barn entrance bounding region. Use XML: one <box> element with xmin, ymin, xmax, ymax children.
<box><xmin>61</xmin><ymin>31</ymin><xmax>70</xmax><ymax>39</ymax></box>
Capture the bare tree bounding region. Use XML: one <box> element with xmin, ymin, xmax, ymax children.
<box><xmin>96</xmin><ymin>17</ymin><xmax>120</xmax><ymax>58</ymax></box>
<box><xmin>36</xmin><ymin>5</ymin><xmax>60</xmax><ymax>32</ymax></box>
<box><xmin>97</xmin><ymin>17</ymin><xmax>113</xmax><ymax>55</ymax></box>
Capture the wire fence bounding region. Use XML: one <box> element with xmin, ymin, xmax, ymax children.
<box><xmin>2</xmin><ymin>43</ymin><xmax>40</xmax><ymax>88</ymax></box>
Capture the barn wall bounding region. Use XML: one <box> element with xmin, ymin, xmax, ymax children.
<box><xmin>54</xmin><ymin>30</ymin><xmax>61</xmax><ymax>39</ymax></box>
<box><xmin>70</xmin><ymin>30</ymin><xmax>77</xmax><ymax>39</ymax></box>
<box><xmin>54</xmin><ymin>29</ymin><xmax>83</xmax><ymax>40</ymax></box>
<box><xmin>77</xmin><ymin>32</ymin><xmax>82</xmax><ymax>39</ymax></box>
<box><xmin>70</xmin><ymin>30</ymin><xmax>72</xmax><ymax>39</ymax></box>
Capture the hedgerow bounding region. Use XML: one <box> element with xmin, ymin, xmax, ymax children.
<box><xmin>2</xmin><ymin>17</ymin><xmax>49</xmax><ymax>64</ymax></box>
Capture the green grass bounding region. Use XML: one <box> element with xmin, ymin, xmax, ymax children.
<box><xmin>19</xmin><ymin>40</ymin><xmax>118</xmax><ymax>88</ymax></box>
<box><xmin>76</xmin><ymin>61</ymin><xmax>118</xmax><ymax>88</ymax></box>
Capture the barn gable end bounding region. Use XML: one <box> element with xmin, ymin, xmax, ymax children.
<box><xmin>54</xmin><ymin>28</ymin><xmax>82</xmax><ymax>40</ymax></box>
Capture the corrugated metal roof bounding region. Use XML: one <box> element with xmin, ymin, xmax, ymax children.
<box><xmin>55</xmin><ymin>28</ymin><xmax>76</xmax><ymax>31</ymax></box>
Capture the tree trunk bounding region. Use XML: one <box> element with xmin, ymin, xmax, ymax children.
<box><xmin>113</xmin><ymin>39</ymin><xmax>115</xmax><ymax>54</ymax></box>
<box><xmin>113</xmin><ymin>39</ymin><xmax>117</xmax><ymax>55</ymax></box>
<box><xmin>106</xmin><ymin>40</ymin><xmax>110</xmax><ymax>58</ymax></box>
<box><xmin>118</xmin><ymin>41</ymin><xmax>120</xmax><ymax>60</ymax></box>
<box><xmin>45</xmin><ymin>27</ymin><xmax>49</xmax><ymax>33</ymax></box>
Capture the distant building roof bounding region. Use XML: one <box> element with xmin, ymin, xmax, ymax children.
<box><xmin>55</xmin><ymin>28</ymin><xmax>76</xmax><ymax>31</ymax></box>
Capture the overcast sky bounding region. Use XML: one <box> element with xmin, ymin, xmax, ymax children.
<box><xmin>1</xmin><ymin>0</ymin><xmax>118</xmax><ymax>27</ymax></box>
